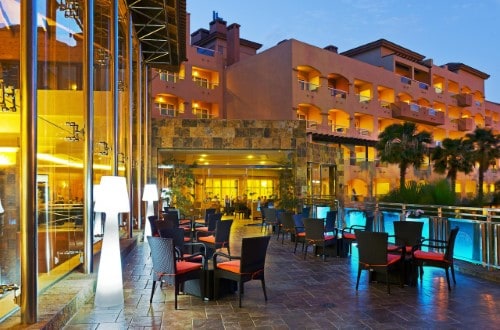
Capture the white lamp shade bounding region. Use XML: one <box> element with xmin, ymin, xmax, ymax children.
<box><xmin>93</xmin><ymin>184</ymin><xmax>101</xmax><ymax>202</ymax></box>
<box><xmin>94</xmin><ymin>176</ymin><xmax>130</xmax><ymax>213</ymax></box>
<box><xmin>142</xmin><ymin>184</ymin><xmax>159</xmax><ymax>202</ymax></box>
<box><xmin>0</xmin><ymin>198</ymin><xmax>4</xmax><ymax>213</ymax></box>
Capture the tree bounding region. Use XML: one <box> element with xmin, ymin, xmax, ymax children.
<box><xmin>276</xmin><ymin>158</ymin><xmax>300</xmax><ymax>212</ymax></box>
<box><xmin>465</xmin><ymin>127</ymin><xmax>500</xmax><ymax>202</ymax></box>
<box><xmin>375</xmin><ymin>122</ymin><xmax>432</xmax><ymax>191</ymax></box>
<box><xmin>431</xmin><ymin>137</ymin><xmax>474</xmax><ymax>195</ymax></box>
<box><xmin>163</xmin><ymin>158</ymin><xmax>197</xmax><ymax>217</ymax></box>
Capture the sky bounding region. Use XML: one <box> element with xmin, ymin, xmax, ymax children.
<box><xmin>187</xmin><ymin>0</ymin><xmax>500</xmax><ymax>103</ymax></box>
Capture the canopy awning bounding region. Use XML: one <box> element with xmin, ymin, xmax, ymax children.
<box><xmin>128</xmin><ymin>0</ymin><xmax>186</xmax><ymax>71</ymax></box>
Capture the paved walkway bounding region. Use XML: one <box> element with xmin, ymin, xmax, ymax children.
<box><xmin>63</xmin><ymin>218</ymin><xmax>500</xmax><ymax>329</ymax></box>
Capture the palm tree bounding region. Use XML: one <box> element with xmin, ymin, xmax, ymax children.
<box><xmin>376</xmin><ymin>122</ymin><xmax>432</xmax><ymax>191</ymax></box>
<box><xmin>431</xmin><ymin>137</ymin><xmax>474</xmax><ymax>195</ymax></box>
<box><xmin>465</xmin><ymin>127</ymin><xmax>500</xmax><ymax>202</ymax></box>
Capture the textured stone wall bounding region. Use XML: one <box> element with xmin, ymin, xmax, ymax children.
<box><xmin>151</xmin><ymin>118</ymin><xmax>308</xmax><ymax>193</ymax></box>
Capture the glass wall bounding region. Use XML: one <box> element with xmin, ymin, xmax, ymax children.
<box><xmin>0</xmin><ymin>0</ymin><xmax>135</xmax><ymax>321</ymax></box>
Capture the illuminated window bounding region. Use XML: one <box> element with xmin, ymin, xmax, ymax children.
<box><xmin>156</xmin><ymin>103</ymin><xmax>177</xmax><ymax>117</ymax></box>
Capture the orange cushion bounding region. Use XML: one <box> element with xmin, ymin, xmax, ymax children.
<box><xmin>387</xmin><ymin>253</ymin><xmax>401</xmax><ymax>265</ymax></box>
<box><xmin>183</xmin><ymin>237</ymin><xmax>191</xmax><ymax>242</ymax></box>
<box><xmin>343</xmin><ymin>232</ymin><xmax>356</xmax><ymax>240</ymax></box>
<box><xmin>176</xmin><ymin>261</ymin><xmax>201</xmax><ymax>274</ymax></box>
<box><xmin>217</xmin><ymin>260</ymin><xmax>240</xmax><ymax>274</ymax></box>
<box><xmin>324</xmin><ymin>234</ymin><xmax>335</xmax><ymax>240</ymax></box>
<box><xmin>196</xmin><ymin>226</ymin><xmax>209</xmax><ymax>232</ymax></box>
<box><xmin>414</xmin><ymin>250</ymin><xmax>445</xmax><ymax>261</ymax></box>
<box><xmin>296</xmin><ymin>232</ymin><xmax>305</xmax><ymax>237</ymax></box>
<box><xmin>198</xmin><ymin>236</ymin><xmax>215</xmax><ymax>244</ymax></box>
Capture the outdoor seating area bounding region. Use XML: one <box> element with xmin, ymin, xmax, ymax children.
<box><xmin>62</xmin><ymin>214</ymin><xmax>500</xmax><ymax>329</ymax></box>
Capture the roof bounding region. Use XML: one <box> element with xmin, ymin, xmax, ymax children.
<box><xmin>128</xmin><ymin>0</ymin><xmax>187</xmax><ymax>71</ymax></box>
<box><xmin>340</xmin><ymin>38</ymin><xmax>426</xmax><ymax>63</ymax></box>
<box><xmin>445</xmin><ymin>62</ymin><xmax>490</xmax><ymax>80</ymax></box>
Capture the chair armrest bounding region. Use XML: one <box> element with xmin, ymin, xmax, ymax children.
<box><xmin>212</xmin><ymin>251</ymin><xmax>241</xmax><ymax>267</ymax></box>
<box><xmin>342</xmin><ymin>225</ymin><xmax>364</xmax><ymax>234</ymax></box>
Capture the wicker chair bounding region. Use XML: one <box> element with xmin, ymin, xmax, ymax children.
<box><xmin>341</xmin><ymin>212</ymin><xmax>374</xmax><ymax>256</ymax></box>
<box><xmin>388</xmin><ymin>221</ymin><xmax>424</xmax><ymax>255</ymax></box>
<box><xmin>213</xmin><ymin>235</ymin><xmax>271</xmax><ymax>307</ymax></box>
<box><xmin>158</xmin><ymin>227</ymin><xmax>206</xmax><ymax>265</ymax></box>
<box><xmin>195</xmin><ymin>212</ymin><xmax>222</xmax><ymax>240</ymax></box>
<box><xmin>412</xmin><ymin>226</ymin><xmax>459</xmax><ymax>291</ymax></box>
<box><xmin>276</xmin><ymin>211</ymin><xmax>295</xmax><ymax>244</ymax></box>
<box><xmin>356</xmin><ymin>230</ymin><xmax>404</xmax><ymax>294</ymax></box>
<box><xmin>198</xmin><ymin>219</ymin><xmax>233</xmax><ymax>258</ymax></box>
<box><xmin>303</xmin><ymin>218</ymin><xmax>337</xmax><ymax>261</ymax></box>
<box><xmin>147</xmin><ymin>236</ymin><xmax>202</xmax><ymax>308</ymax></box>
<box><xmin>292</xmin><ymin>213</ymin><xmax>306</xmax><ymax>253</ymax></box>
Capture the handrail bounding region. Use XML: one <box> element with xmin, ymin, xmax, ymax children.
<box><xmin>342</xmin><ymin>201</ymin><xmax>500</xmax><ymax>269</ymax></box>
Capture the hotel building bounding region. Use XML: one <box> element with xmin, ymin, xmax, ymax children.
<box><xmin>0</xmin><ymin>1</ymin><xmax>498</xmax><ymax>325</ymax></box>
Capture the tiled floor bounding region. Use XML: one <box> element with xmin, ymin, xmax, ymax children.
<box><xmin>63</xmin><ymin>218</ymin><xmax>500</xmax><ymax>329</ymax></box>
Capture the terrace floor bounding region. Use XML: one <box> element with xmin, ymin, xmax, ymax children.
<box><xmin>56</xmin><ymin>216</ymin><xmax>500</xmax><ymax>329</ymax></box>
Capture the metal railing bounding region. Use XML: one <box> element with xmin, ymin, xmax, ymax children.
<box><xmin>342</xmin><ymin>202</ymin><xmax>500</xmax><ymax>270</ymax></box>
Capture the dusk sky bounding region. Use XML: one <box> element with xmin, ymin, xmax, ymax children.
<box><xmin>188</xmin><ymin>0</ymin><xmax>500</xmax><ymax>103</ymax></box>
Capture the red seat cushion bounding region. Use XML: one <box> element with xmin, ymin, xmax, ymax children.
<box><xmin>343</xmin><ymin>232</ymin><xmax>356</xmax><ymax>240</ymax></box>
<box><xmin>387</xmin><ymin>244</ymin><xmax>413</xmax><ymax>254</ymax></box>
<box><xmin>387</xmin><ymin>253</ymin><xmax>401</xmax><ymax>265</ymax></box>
<box><xmin>296</xmin><ymin>232</ymin><xmax>305</xmax><ymax>237</ymax></box>
<box><xmin>198</xmin><ymin>235</ymin><xmax>215</xmax><ymax>244</ymax></box>
<box><xmin>217</xmin><ymin>260</ymin><xmax>240</xmax><ymax>274</ymax></box>
<box><xmin>196</xmin><ymin>226</ymin><xmax>209</xmax><ymax>232</ymax></box>
<box><xmin>414</xmin><ymin>250</ymin><xmax>445</xmax><ymax>261</ymax></box>
<box><xmin>387</xmin><ymin>244</ymin><xmax>399</xmax><ymax>252</ymax></box>
<box><xmin>324</xmin><ymin>234</ymin><xmax>335</xmax><ymax>240</ymax></box>
<box><xmin>176</xmin><ymin>261</ymin><xmax>202</xmax><ymax>274</ymax></box>
<box><xmin>183</xmin><ymin>237</ymin><xmax>191</xmax><ymax>242</ymax></box>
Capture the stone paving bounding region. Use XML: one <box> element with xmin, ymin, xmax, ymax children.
<box><xmin>62</xmin><ymin>218</ymin><xmax>500</xmax><ymax>329</ymax></box>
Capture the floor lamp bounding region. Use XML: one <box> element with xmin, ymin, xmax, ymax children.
<box><xmin>142</xmin><ymin>184</ymin><xmax>158</xmax><ymax>242</ymax></box>
<box><xmin>94</xmin><ymin>176</ymin><xmax>130</xmax><ymax>307</ymax></box>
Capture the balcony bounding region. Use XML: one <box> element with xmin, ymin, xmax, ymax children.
<box><xmin>456</xmin><ymin>93</ymin><xmax>473</xmax><ymax>107</ymax></box>
<box><xmin>391</xmin><ymin>102</ymin><xmax>444</xmax><ymax>126</ymax></box>
<box><xmin>457</xmin><ymin>117</ymin><xmax>474</xmax><ymax>131</ymax></box>
<box><xmin>485</xmin><ymin>116</ymin><xmax>492</xmax><ymax>127</ymax></box>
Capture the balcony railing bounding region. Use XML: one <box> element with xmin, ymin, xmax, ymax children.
<box><xmin>298</xmin><ymin>80</ymin><xmax>319</xmax><ymax>92</ymax></box>
<box><xmin>193</xmin><ymin>78</ymin><xmax>218</xmax><ymax>89</ymax></box>
<box><xmin>400</xmin><ymin>75</ymin><xmax>411</xmax><ymax>85</ymax></box>
<box><xmin>392</xmin><ymin>101</ymin><xmax>445</xmax><ymax>125</ymax></box>
<box><xmin>196</xmin><ymin>46</ymin><xmax>215</xmax><ymax>57</ymax></box>
<box><xmin>328</xmin><ymin>88</ymin><xmax>347</xmax><ymax>98</ymax></box>
<box><xmin>331</xmin><ymin>125</ymin><xmax>348</xmax><ymax>134</ymax></box>
<box><xmin>379</xmin><ymin>100</ymin><xmax>391</xmax><ymax>109</ymax></box>
<box><xmin>357</xmin><ymin>94</ymin><xmax>371</xmax><ymax>103</ymax></box>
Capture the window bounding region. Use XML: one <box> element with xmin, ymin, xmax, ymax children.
<box><xmin>156</xmin><ymin>103</ymin><xmax>177</xmax><ymax>117</ymax></box>
<box><xmin>193</xmin><ymin>76</ymin><xmax>209</xmax><ymax>88</ymax></box>
<box><xmin>159</xmin><ymin>71</ymin><xmax>178</xmax><ymax>83</ymax></box>
<box><xmin>193</xmin><ymin>107</ymin><xmax>210</xmax><ymax>119</ymax></box>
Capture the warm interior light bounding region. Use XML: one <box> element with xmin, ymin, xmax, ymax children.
<box><xmin>142</xmin><ymin>184</ymin><xmax>158</xmax><ymax>241</ymax></box>
<box><xmin>94</xmin><ymin>176</ymin><xmax>130</xmax><ymax>307</ymax></box>
<box><xmin>37</xmin><ymin>153</ymin><xmax>125</xmax><ymax>171</ymax></box>
<box><xmin>93</xmin><ymin>184</ymin><xmax>103</xmax><ymax>236</ymax></box>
